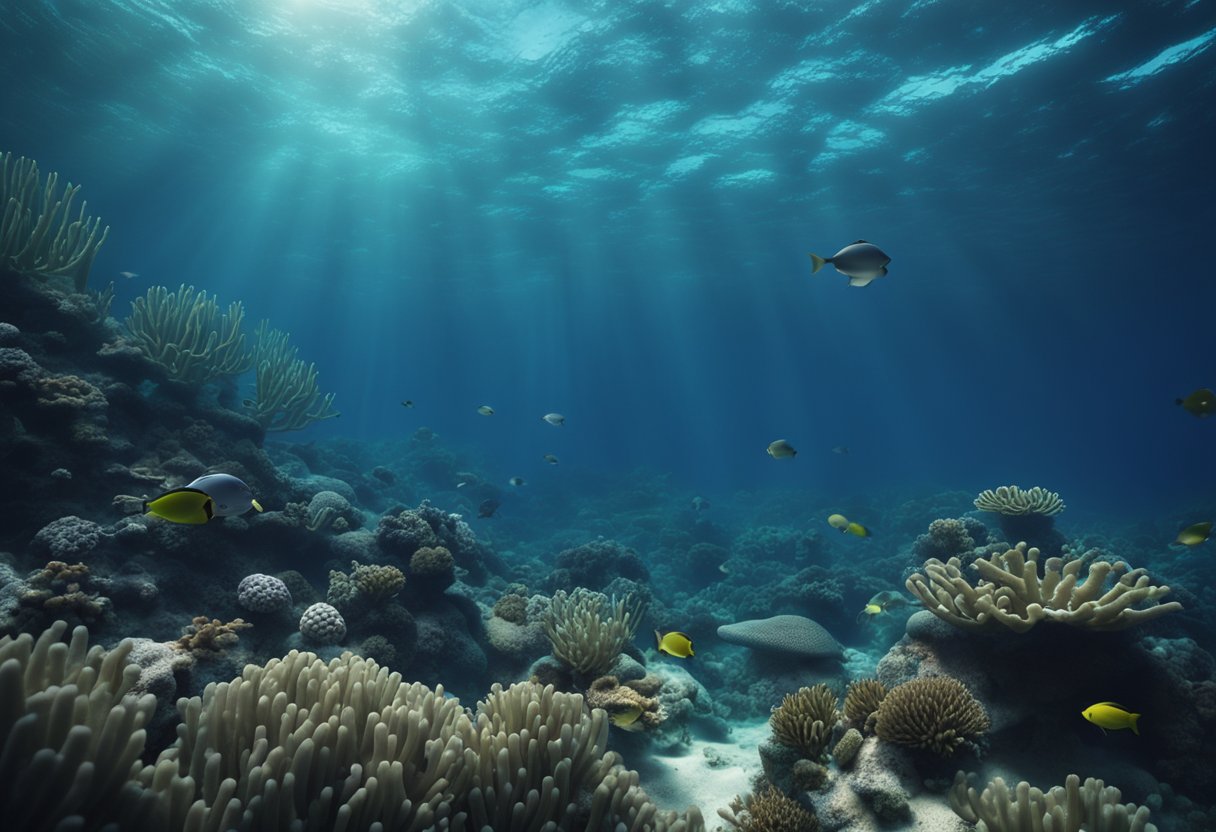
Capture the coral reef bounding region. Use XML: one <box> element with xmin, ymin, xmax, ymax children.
<box><xmin>873</xmin><ymin>676</ymin><xmax>989</xmax><ymax>756</ymax></box>
<box><xmin>906</xmin><ymin>543</ymin><xmax>1182</xmax><ymax>632</ymax></box>
<box><xmin>770</xmin><ymin>683</ymin><xmax>839</xmax><ymax>761</ymax></box>
<box><xmin>718</xmin><ymin>614</ymin><xmax>842</xmax><ymax>659</ymax></box>
<box><xmin>974</xmin><ymin>486</ymin><xmax>1064</xmax><ymax>516</ymax></box>
<box><xmin>299</xmin><ymin>601</ymin><xmax>346</xmax><ymax>643</ymax></box>
<box><xmin>719</xmin><ymin>787</ymin><xmax>820</xmax><ymax>832</ymax></box>
<box><xmin>0</xmin><ymin>151</ymin><xmax>109</xmax><ymax>290</ymax></box>
<box><xmin>172</xmin><ymin>615</ymin><xmax>251</xmax><ymax>653</ymax></box>
<box><xmin>124</xmin><ymin>284</ymin><xmax>253</xmax><ymax>383</ymax></box>
<box><xmin>0</xmin><ymin>620</ymin><xmax>154</xmax><ymax>829</ymax></box>
<box><xmin>544</xmin><ymin>587</ymin><xmax>646</xmax><ymax>677</ymax></box>
<box><xmin>236</xmin><ymin>572</ymin><xmax>292</xmax><ymax>612</ymax></box>
<box><xmin>843</xmin><ymin>679</ymin><xmax>887</xmax><ymax>734</ymax></box>
<box><xmin>586</xmin><ymin>674</ymin><xmax>664</xmax><ymax>730</ymax></box>
<box><xmin>246</xmin><ymin>321</ymin><xmax>339</xmax><ymax>431</ymax></box>
<box><xmin>950</xmin><ymin>771</ymin><xmax>1157</xmax><ymax>832</ymax></box>
<box><xmin>832</xmin><ymin>728</ymin><xmax>864</xmax><ymax>769</ymax></box>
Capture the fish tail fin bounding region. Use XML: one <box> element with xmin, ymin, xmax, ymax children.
<box><xmin>141</xmin><ymin>501</ymin><xmax>151</xmax><ymax>515</ymax></box>
<box><xmin>1130</xmin><ymin>713</ymin><xmax>1140</xmax><ymax>735</ymax></box>
<box><xmin>809</xmin><ymin>253</ymin><xmax>827</xmax><ymax>273</ymax></box>
<box><xmin>654</xmin><ymin>630</ymin><xmax>662</xmax><ymax>649</ymax></box>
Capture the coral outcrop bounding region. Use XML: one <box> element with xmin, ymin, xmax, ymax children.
<box><xmin>873</xmin><ymin>676</ymin><xmax>989</xmax><ymax>756</ymax></box>
<box><xmin>770</xmin><ymin>683</ymin><xmax>839</xmax><ymax>761</ymax></box>
<box><xmin>950</xmin><ymin>771</ymin><xmax>1158</xmax><ymax>832</ymax></box>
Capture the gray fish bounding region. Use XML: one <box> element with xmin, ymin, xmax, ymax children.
<box><xmin>809</xmin><ymin>240</ymin><xmax>891</xmax><ymax>287</ymax></box>
<box><xmin>185</xmin><ymin>473</ymin><xmax>263</xmax><ymax>516</ymax></box>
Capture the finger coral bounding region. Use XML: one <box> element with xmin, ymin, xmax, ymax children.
<box><xmin>950</xmin><ymin>771</ymin><xmax>1157</xmax><ymax>832</ymax></box>
<box><xmin>874</xmin><ymin>676</ymin><xmax>989</xmax><ymax>756</ymax></box>
<box><xmin>544</xmin><ymin>588</ymin><xmax>646</xmax><ymax>677</ymax></box>
<box><xmin>844</xmin><ymin>678</ymin><xmax>887</xmax><ymax>734</ymax></box>
<box><xmin>770</xmin><ymin>683</ymin><xmax>839</xmax><ymax>760</ymax></box>
<box><xmin>974</xmin><ymin>485</ymin><xmax>1065</xmax><ymax>516</ymax></box>
<box><xmin>906</xmin><ymin>542</ymin><xmax>1182</xmax><ymax>632</ymax></box>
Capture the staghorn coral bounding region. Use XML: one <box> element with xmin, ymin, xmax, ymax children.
<box><xmin>719</xmin><ymin>787</ymin><xmax>820</xmax><ymax>832</ymax></box>
<box><xmin>124</xmin><ymin>284</ymin><xmax>253</xmax><ymax>383</ymax></box>
<box><xmin>171</xmin><ymin>615</ymin><xmax>251</xmax><ymax>653</ymax></box>
<box><xmin>974</xmin><ymin>485</ymin><xmax>1065</xmax><ymax>516</ymax></box>
<box><xmin>844</xmin><ymin>679</ymin><xmax>888</xmax><ymax>734</ymax></box>
<box><xmin>246</xmin><ymin>320</ymin><xmax>339</xmax><ymax>431</ymax></box>
<box><xmin>950</xmin><ymin>771</ymin><xmax>1157</xmax><ymax>832</ymax></box>
<box><xmin>544</xmin><ymin>588</ymin><xmax>647</xmax><ymax>677</ymax></box>
<box><xmin>586</xmin><ymin>674</ymin><xmax>664</xmax><ymax>730</ymax></box>
<box><xmin>874</xmin><ymin>676</ymin><xmax>989</xmax><ymax>756</ymax></box>
<box><xmin>770</xmin><ymin>684</ymin><xmax>839</xmax><ymax>761</ymax></box>
<box><xmin>350</xmin><ymin>560</ymin><xmax>406</xmax><ymax>601</ymax></box>
<box><xmin>906</xmin><ymin>542</ymin><xmax>1182</xmax><ymax>632</ymax></box>
<box><xmin>1</xmin><ymin>151</ymin><xmax>109</xmax><ymax>290</ymax></box>
<box><xmin>0</xmin><ymin>621</ymin><xmax>155</xmax><ymax>829</ymax></box>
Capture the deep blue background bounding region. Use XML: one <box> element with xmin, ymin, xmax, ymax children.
<box><xmin>3</xmin><ymin>0</ymin><xmax>1215</xmax><ymax>514</ymax></box>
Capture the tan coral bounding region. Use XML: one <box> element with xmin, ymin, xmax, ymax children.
<box><xmin>410</xmin><ymin>545</ymin><xmax>455</xmax><ymax>576</ymax></box>
<box><xmin>844</xmin><ymin>679</ymin><xmax>887</xmax><ymax>734</ymax></box>
<box><xmin>906</xmin><ymin>542</ymin><xmax>1182</xmax><ymax>632</ymax></box>
<box><xmin>172</xmin><ymin>615</ymin><xmax>251</xmax><ymax>653</ymax></box>
<box><xmin>544</xmin><ymin>588</ymin><xmax>646</xmax><ymax>677</ymax></box>
<box><xmin>718</xmin><ymin>787</ymin><xmax>820</xmax><ymax>831</ymax></box>
<box><xmin>350</xmin><ymin>560</ymin><xmax>405</xmax><ymax>601</ymax></box>
<box><xmin>770</xmin><ymin>683</ymin><xmax>839</xmax><ymax>760</ymax></box>
<box><xmin>874</xmin><ymin>677</ymin><xmax>989</xmax><ymax>756</ymax></box>
<box><xmin>973</xmin><ymin>485</ymin><xmax>1064</xmax><ymax>516</ymax></box>
<box><xmin>587</xmin><ymin>674</ymin><xmax>663</xmax><ymax>730</ymax></box>
<box><xmin>950</xmin><ymin>771</ymin><xmax>1157</xmax><ymax>832</ymax></box>
<box><xmin>32</xmin><ymin>374</ymin><xmax>107</xmax><ymax>411</ymax></box>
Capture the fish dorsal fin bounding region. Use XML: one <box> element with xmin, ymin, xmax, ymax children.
<box><xmin>853</xmin><ymin>239</ymin><xmax>868</xmax><ymax>244</ymax></box>
<box><xmin>1094</xmin><ymin>702</ymin><xmax>1128</xmax><ymax>710</ymax></box>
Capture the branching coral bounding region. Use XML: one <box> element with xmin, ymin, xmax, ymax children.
<box><xmin>544</xmin><ymin>588</ymin><xmax>647</xmax><ymax>677</ymax></box>
<box><xmin>906</xmin><ymin>542</ymin><xmax>1182</xmax><ymax>632</ymax></box>
<box><xmin>171</xmin><ymin>615</ymin><xmax>251</xmax><ymax>653</ymax></box>
<box><xmin>844</xmin><ymin>679</ymin><xmax>887</xmax><ymax>734</ymax></box>
<box><xmin>874</xmin><ymin>677</ymin><xmax>989</xmax><ymax>756</ymax></box>
<box><xmin>770</xmin><ymin>684</ymin><xmax>839</xmax><ymax>760</ymax></box>
<box><xmin>1</xmin><ymin>151</ymin><xmax>109</xmax><ymax>290</ymax></box>
<box><xmin>949</xmin><ymin>771</ymin><xmax>1157</xmax><ymax>832</ymax></box>
<box><xmin>719</xmin><ymin>787</ymin><xmax>820</xmax><ymax>832</ymax></box>
<box><xmin>0</xmin><ymin>620</ymin><xmax>155</xmax><ymax>829</ymax></box>
<box><xmin>124</xmin><ymin>284</ymin><xmax>253</xmax><ymax>383</ymax></box>
<box><xmin>974</xmin><ymin>485</ymin><xmax>1065</xmax><ymax>516</ymax></box>
<box><xmin>245</xmin><ymin>320</ymin><xmax>339</xmax><ymax>431</ymax></box>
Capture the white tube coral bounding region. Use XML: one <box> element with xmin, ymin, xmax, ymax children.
<box><xmin>950</xmin><ymin>771</ymin><xmax>1157</xmax><ymax>832</ymax></box>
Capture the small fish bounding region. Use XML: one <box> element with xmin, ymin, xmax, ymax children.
<box><xmin>401</xmin><ymin>400</ymin><xmax>414</xmax><ymax>408</ymax></box>
<box><xmin>655</xmin><ymin>630</ymin><xmax>694</xmax><ymax>658</ymax></box>
<box><xmin>856</xmin><ymin>603</ymin><xmax>884</xmax><ymax>623</ymax></box>
<box><xmin>868</xmin><ymin>590</ymin><xmax>913</xmax><ymax>609</ymax></box>
<box><xmin>144</xmin><ymin>473</ymin><xmax>262</xmax><ymax>524</ymax></box>
<box><xmin>609</xmin><ymin>706</ymin><xmax>644</xmax><ymax>730</ymax></box>
<box><xmin>767</xmin><ymin>439</ymin><xmax>797</xmax><ymax>459</ymax></box>
<box><xmin>1176</xmin><ymin>389</ymin><xmax>1216</xmax><ymax>418</ymax></box>
<box><xmin>478</xmin><ymin>498</ymin><xmax>500</xmax><ymax>518</ymax></box>
<box><xmin>832</xmin><ymin>446</ymin><xmax>849</xmax><ymax>455</ymax></box>
<box><xmin>543</xmin><ymin>454</ymin><xmax>559</xmax><ymax>465</ymax></box>
<box><xmin>542</xmin><ymin>413</ymin><xmax>565</xmax><ymax>426</ymax></box>
<box><xmin>809</xmin><ymin>240</ymin><xmax>892</xmax><ymax>287</ymax></box>
<box><xmin>456</xmin><ymin>481</ymin><xmax>468</xmax><ymax>488</ymax></box>
<box><xmin>477</xmin><ymin>405</ymin><xmax>495</xmax><ymax>416</ymax></box>
<box><xmin>119</xmin><ymin>270</ymin><xmax>139</xmax><ymax>279</ymax></box>
<box><xmin>827</xmin><ymin>514</ymin><xmax>849</xmax><ymax>531</ymax></box>
<box><xmin>509</xmin><ymin>476</ymin><xmax>526</xmax><ymax>486</ymax></box>
<box><xmin>1082</xmin><ymin>702</ymin><xmax>1140</xmax><ymax>735</ymax></box>
<box><xmin>718</xmin><ymin>562</ymin><xmax>731</xmax><ymax>575</ymax></box>
<box><xmin>845</xmin><ymin>521</ymin><xmax>870</xmax><ymax>538</ymax></box>
<box><xmin>1174</xmin><ymin>521</ymin><xmax>1212</xmax><ymax>546</ymax></box>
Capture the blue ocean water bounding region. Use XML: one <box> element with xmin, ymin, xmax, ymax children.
<box><xmin>4</xmin><ymin>0</ymin><xmax>1213</xmax><ymax>514</ymax></box>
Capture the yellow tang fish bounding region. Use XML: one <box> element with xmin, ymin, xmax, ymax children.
<box><xmin>1176</xmin><ymin>388</ymin><xmax>1216</xmax><ymax>417</ymax></box>
<box><xmin>609</xmin><ymin>706</ymin><xmax>644</xmax><ymax>731</ymax></box>
<box><xmin>655</xmin><ymin>630</ymin><xmax>694</xmax><ymax>658</ymax></box>
<box><xmin>827</xmin><ymin>514</ymin><xmax>849</xmax><ymax>530</ymax></box>
<box><xmin>1174</xmin><ymin>521</ymin><xmax>1212</xmax><ymax>547</ymax></box>
<box><xmin>1081</xmin><ymin>702</ymin><xmax>1140</xmax><ymax>735</ymax></box>
<box><xmin>856</xmin><ymin>603</ymin><xmax>883</xmax><ymax>623</ymax></box>
<box><xmin>845</xmin><ymin>522</ymin><xmax>870</xmax><ymax>538</ymax></box>
<box><xmin>143</xmin><ymin>487</ymin><xmax>215</xmax><ymax>524</ymax></box>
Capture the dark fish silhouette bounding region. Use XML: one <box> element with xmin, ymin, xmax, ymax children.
<box><xmin>478</xmin><ymin>498</ymin><xmax>501</xmax><ymax>518</ymax></box>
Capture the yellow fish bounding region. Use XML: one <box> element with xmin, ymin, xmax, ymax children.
<box><xmin>1176</xmin><ymin>388</ymin><xmax>1216</xmax><ymax>417</ymax></box>
<box><xmin>1081</xmin><ymin>702</ymin><xmax>1140</xmax><ymax>735</ymax></box>
<box><xmin>655</xmin><ymin>630</ymin><xmax>694</xmax><ymax>658</ymax></box>
<box><xmin>827</xmin><ymin>514</ymin><xmax>849</xmax><ymax>530</ymax></box>
<box><xmin>1174</xmin><ymin>521</ymin><xmax>1212</xmax><ymax>547</ymax></box>
<box><xmin>856</xmin><ymin>603</ymin><xmax>884</xmax><ymax>623</ymax></box>
<box><xmin>845</xmin><ymin>522</ymin><xmax>870</xmax><ymax>538</ymax></box>
<box><xmin>609</xmin><ymin>706</ymin><xmax>644</xmax><ymax>730</ymax></box>
<box><xmin>143</xmin><ymin>488</ymin><xmax>215</xmax><ymax>524</ymax></box>
<box><xmin>767</xmin><ymin>439</ymin><xmax>797</xmax><ymax>459</ymax></box>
